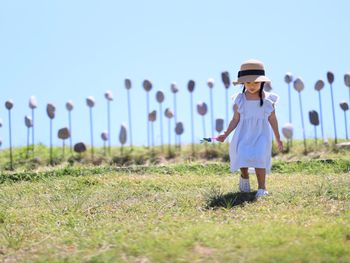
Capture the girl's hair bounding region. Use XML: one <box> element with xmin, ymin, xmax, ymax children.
<box><xmin>242</xmin><ymin>82</ymin><xmax>265</xmax><ymax>106</ymax></box>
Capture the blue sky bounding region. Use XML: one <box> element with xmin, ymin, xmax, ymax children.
<box><xmin>1</xmin><ymin>0</ymin><xmax>350</xmax><ymax>147</ymax></box>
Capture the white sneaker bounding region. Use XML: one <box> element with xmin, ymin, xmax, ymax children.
<box><xmin>255</xmin><ymin>189</ymin><xmax>269</xmax><ymax>198</ymax></box>
<box><xmin>239</xmin><ymin>177</ymin><xmax>251</xmax><ymax>192</ymax></box>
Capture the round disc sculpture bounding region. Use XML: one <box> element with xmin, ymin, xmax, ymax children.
<box><xmin>197</xmin><ymin>102</ymin><xmax>208</xmax><ymax>155</ymax></box>
<box><xmin>216</xmin><ymin>118</ymin><xmax>224</xmax><ymax>134</ymax></box>
<box><xmin>119</xmin><ymin>124</ymin><xmax>127</xmax><ymax>155</ymax></box>
<box><xmin>188</xmin><ymin>80</ymin><xmax>195</xmax><ymax>154</ymax></box>
<box><xmin>344</xmin><ymin>73</ymin><xmax>350</xmax><ymax>106</ymax></box>
<box><xmin>293</xmin><ymin>78</ymin><xmax>307</xmax><ymax>153</ymax></box>
<box><xmin>264</xmin><ymin>82</ymin><xmax>272</xmax><ymax>92</ymax></box>
<box><xmin>165</xmin><ymin>108</ymin><xmax>174</xmax><ymax>154</ymax></box>
<box><xmin>314</xmin><ymin>80</ymin><xmax>325</xmax><ymax>142</ymax></box>
<box><xmin>74</xmin><ymin>142</ymin><xmax>87</xmax><ymax>157</ymax></box>
<box><xmin>171</xmin><ymin>83</ymin><xmax>179</xmax><ymax>147</ymax></box>
<box><xmin>86</xmin><ymin>96</ymin><xmax>95</xmax><ymax>160</ymax></box>
<box><xmin>101</xmin><ymin>131</ymin><xmax>109</xmax><ymax>156</ymax></box>
<box><xmin>340</xmin><ymin>101</ymin><xmax>349</xmax><ymax>140</ymax></box>
<box><xmin>327</xmin><ymin>71</ymin><xmax>337</xmax><ymax>143</ymax></box>
<box><xmin>197</xmin><ymin>101</ymin><xmax>208</xmax><ymax>139</ymax></box>
<box><xmin>66</xmin><ymin>100</ymin><xmax>74</xmax><ymax>153</ymax></box>
<box><xmin>5</xmin><ymin>100</ymin><xmax>14</xmax><ymax>170</ymax></box>
<box><xmin>216</xmin><ymin>118</ymin><xmax>224</xmax><ymax>152</ymax></box>
<box><xmin>125</xmin><ymin>78</ymin><xmax>133</xmax><ymax>147</ymax></box>
<box><xmin>46</xmin><ymin>103</ymin><xmax>56</xmax><ymax>165</ymax></box>
<box><xmin>148</xmin><ymin>110</ymin><xmax>157</xmax><ymax>148</ymax></box>
<box><xmin>175</xmin><ymin>122</ymin><xmax>184</xmax><ymax>150</ymax></box>
<box><xmin>29</xmin><ymin>96</ymin><xmax>38</xmax><ymax>157</ymax></box>
<box><xmin>221</xmin><ymin>71</ymin><xmax>231</xmax><ymax>128</ymax></box>
<box><xmin>207</xmin><ymin>78</ymin><xmax>215</xmax><ymax>138</ymax></box>
<box><xmin>156</xmin><ymin>90</ymin><xmax>165</xmax><ymax>152</ymax></box>
<box><xmin>282</xmin><ymin>123</ymin><xmax>293</xmax><ymax>151</ymax></box>
<box><xmin>58</xmin><ymin>127</ymin><xmax>70</xmax><ymax>158</ymax></box>
<box><xmin>104</xmin><ymin>90</ymin><xmax>113</xmax><ymax>155</ymax></box>
<box><xmin>143</xmin><ymin>80</ymin><xmax>153</xmax><ymax>148</ymax></box>
<box><xmin>24</xmin><ymin>115</ymin><xmax>33</xmax><ymax>158</ymax></box>
<box><xmin>309</xmin><ymin>110</ymin><xmax>320</xmax><ymax>145</ymax></box>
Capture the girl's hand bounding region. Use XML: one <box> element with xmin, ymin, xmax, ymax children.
<box><xmin>277</xmin><ymin>139</ymin><xmax>283</xmax><ymax>152</ymax></box>
<box><xmin>216</xmin><ymin>134</ymin><xmax>227</xmax><ymax>142</ymax></box>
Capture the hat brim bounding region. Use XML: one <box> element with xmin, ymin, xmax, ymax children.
<box><xmin>232</xmin><ymin>75</ymin><xmax>271</xmax><ymax>85</ymax></box>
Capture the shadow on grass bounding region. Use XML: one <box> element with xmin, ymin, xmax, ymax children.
<box><xmin>206</xmin><ymin>191</ymin><xmax>257</xmax><ymax>209</ymax></box>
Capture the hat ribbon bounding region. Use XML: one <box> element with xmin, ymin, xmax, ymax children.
<box><xmin>238</xmin><ymin>69</ymin><xmax>265</xmax><ymax>78</ymax></box>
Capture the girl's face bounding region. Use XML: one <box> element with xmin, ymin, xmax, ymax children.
<box><xmin>245</xmin><ymin>82</ymin><xmax>261</xmax><ymax>93</ymax></box>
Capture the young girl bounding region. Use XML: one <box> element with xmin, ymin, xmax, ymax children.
<box><xmin>217</xmin><ymin>59</ymin><xmax>283</xmax><ymax>198</ymax></box>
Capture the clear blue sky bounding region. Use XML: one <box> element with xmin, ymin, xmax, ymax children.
<box><xmin>1</xmin><ymin>0</ymin><xmax>350</xmax><ymax>147</ymax></box>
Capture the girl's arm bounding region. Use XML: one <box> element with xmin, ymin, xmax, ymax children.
<box><xmin>217</xmin><ymin>105</ymin><xmax>240</xmax><ymax>142</ymax></box>
<box><xmin>268</xmin><ymin>110</ymin><xmax>283</xmax><ymax>151</ymax></box>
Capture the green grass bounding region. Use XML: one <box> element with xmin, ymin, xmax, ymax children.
<box><xmin>1</xmin><ymin>137</ymin><xmax>349</xmax><ymax>171</ymax></box>
<box><xmin>1</xmin><ymin>157</ymin><xmax>350</xmax><ymax>184</ymax></box>
<box><xmin>0</xmin><ymin>159</ymin><xmax>349</xmax><ymax>262</ymax></box>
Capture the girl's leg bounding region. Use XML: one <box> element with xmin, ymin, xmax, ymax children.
<box><xmin>255</xmin><ymin>168</ymin><xmax>266</xmax><ymax>189</ymax></box>
<box><xmin>239</xmin><ymin>167</ymin><xmax>250</xmax><ymax>192</ymax></box>
<box><xmin>240</xmin><ymin>167</ymin><xmax>249</xmax><ymax>178</ymax></box>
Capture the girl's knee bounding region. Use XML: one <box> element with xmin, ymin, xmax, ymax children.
<box><xmin>240</xmin><ymin>167</ymin><xmax>249</xmax><ymax>178</ymax></box>
<box><xmin>255</xmin><ymin>168</ymin><xmax>266</xmax><ymax>176</ymax></box>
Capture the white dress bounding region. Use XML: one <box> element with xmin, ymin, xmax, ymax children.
<box><xmin>229</xmin><ymin>91</ymin><xmax>279</xmax><ymax>174</ymax></box>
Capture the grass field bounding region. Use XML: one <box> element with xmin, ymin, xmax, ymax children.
<box><xmin>0</xmin><ymin>141</ymin><xmax>350</xmax><ymax>262</ymax></box>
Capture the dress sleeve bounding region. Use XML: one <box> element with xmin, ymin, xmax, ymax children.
<box><xmin>264</xmin><ymin>92</ymin><xmax>280</xmax><ymax>116</ymax></box>
<box><xmin>232</xmin><ymin>93</ymin><xmax>244</xmax><ymax>113</ymax></box>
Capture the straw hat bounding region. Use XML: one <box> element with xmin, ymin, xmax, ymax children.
<box><xmin>233</xmin><ymin>59</ymin><xmax>271</xmax><ymax>85</ymax></box>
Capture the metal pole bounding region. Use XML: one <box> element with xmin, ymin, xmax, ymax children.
<box><xmin>168</xmin><ymin>118</ymin><xmax>171</xmax><ymax>154</ymax></box>
<box><xmin>89</xmin><ymin>107</ymin><xmax>94</xmax><ymax>159</ymax></box>
<box><xmin>190</xmin><ymin>92</ymin><xmax>194</xmax><ymax>153</ymax></box>
<box><xmin>107</xmin><ymin>100</ymin><xmax>111</xmax><ymax>155</ymax></box>
<box><xmin>151</xmin><ymin>121</ymin><xmax>154</xmax><ymax>147</ymax></box>
<box><xmin>330</xmin><ymin>83</ymin><xmax>337</xmax><ymax>143</ymax></box>
<box><xmin>344</xmin><ymin>111</ymin><xmax>348</xmax><ymax>140</ymax></box>
<box><xmin>62</xmin><ymin>140</ymin><xmax>65</xmax><ymax>159</ymax></box>
<box><xmin>146</xmin><ymin>92</ymin><xmax>150</xmax><ymax>148</ymax></box>
<box><xmin>127</xmin><ymin>89</ymin><xmax>133</xmax><ymax>147</ymax></box>
<box><xmin>31</xmin><ymin>108</ymin><xmax>35</xmax><ymax>157</ymax></box>
<box><xmin>225</xmin><ymin>89</ymin><xmax>229</xmax><ymax>128</ymax></box>
<box><xmin>210</xmin><ymin>88</ymin><xmax>214</xmax><ymax>138</ymax></box>
<box><xmin>288</xmin><ymin>83</ymin><xmax>292</xmax><ymax>123</ymax></box>
<box><xmin>68</xmin><ymin>111</ymin><xmax>72</xmax><ymax>153</ymax></box>
<box><xmin>314</xmin><ymin>125</ymin><xmax>317</xmax><ymax>145</ymax></box>
<box><xmin>50</xmin><ymin>119</ymin><xmax>53</xmax><ymax>165</ymax></box>
<box><xmin>288</xmin><ymin>82</ymin><xmax>293</xmax><ymax>146</ymax></box>
<box><xmin>26</xmin><ymin>127</ymin><xmax>30</xmax><ymax>159</ymax></box>
<box><xmin>174</xmin><ymin>93</ymin><xmax>177</xmax><ymax>147</ymax></box>
<box><xmin>318</xmin><ymin>92</ymin><xmax>324</xmax><ymax>141</ymax></box>
<box><xmin>159</xmin><ymin>103</ymin><xmax>163</xmax><ymax>152</ymax></box>
<box><xmin>298</xmin><ymin>92</ymin><xmax>307</xmax><ymax>152</ymax></box>
<box><xmin>202</xmin><ymin>115</ymin><xmax>207</xmax><ymax>153</ymax></box>
<box><xmin>8</xmin><ymin>110</ymin><xmax>13</xmax><ymax>170</ymax></box>
<box><xmin>202</xmin><ymin>115</ymin><xmax>206</xmax><ymax>138</ymax></box>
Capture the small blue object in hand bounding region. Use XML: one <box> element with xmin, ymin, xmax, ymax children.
<box><xmin>200</xmin><ymin>137</ymin><xmax>217</xmax><ymax>143</ymax></box>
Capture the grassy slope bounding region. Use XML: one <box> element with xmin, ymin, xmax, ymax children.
<box><xmin>0</xmin><ymin>159</ymin><xmax>349</xmax><ymax>262</ymax></box>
